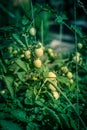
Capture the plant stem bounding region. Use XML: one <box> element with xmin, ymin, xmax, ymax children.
<box><xmin>48</xmin><ymin>80</ymin><xmax>87</xmax><ymax>130</ymax></box>
<box><xmin>35</xmin><ymin>79</ymin><xmax>47</xmax><ymax>100</ymax></box>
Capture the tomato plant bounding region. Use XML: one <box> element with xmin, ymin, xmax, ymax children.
<box><xmin>0</xmin><ymin>1</ymin><xmax>87</xmax><ymax>130</ymax></box>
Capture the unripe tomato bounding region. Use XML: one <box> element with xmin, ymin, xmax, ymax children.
<box><xmin>32</xmin><ymin>77</ymin><xmax>37</xmax><ymax>81</ymax></box>
<box><xmin>69</xmin><ymin>79</ymin><xmax>74</xmax><ymax>84</ymax></box>
<box><xmin>62</xmin><ymin>73</ymin><xmax>65</xmax><ymax>76</ymax></box>
<box><xmin>8</xmin><ymin>46</ymin><xmax>13</xmax><ymax>53</ymax></box>
<box><xmin>29</xmin><ymin>27</ymin><xmax>36</xmax><ymax>36</ymax></box>
<box><xmin>20</xmin><ymin>54</ymin><xmax>24</xmax><ymax>58</ymax></box>
<box><xmin>0</xmin><ymin>90</ymin><xmax>5</xmax><ymax>95</ymax></box>
<box><xmin>77</xmin><ymin>43</ymin><xmax>83</xmax><ymax>49</ymax></box>
<box><xmin>48</xmin><ymin>84</ymin><xmax>56</xmax><ymax>91</ymax></box>
<box><xmin>50</xmin><ymin>52</ymin><xmax>55</xmax><ymax>58</ymax></box>
<box><xmin>33</xmin><ymin>59</ymin><xmax>42</xmax><ymax>68</ymax></box>
<box><xmin>48</xmin><ymin>72</ymin><xmax>56</xmax><ymax>81</ymax></box>
<box><xmin>48</xmin><ymin>48</ymin><xmax>53</xmax><ymax>53</ymax></box>
<box><xmin>67</xmin><ymin>72</ymin><xmax>73</xmax><ymax>79</ymax></box>
<box><xmin>73</xmin><ymin>55</ymin><xmax>80</xmax><ymax>63</ymax></box>
<box><xmin>61</xmin><ymin>66</ymin><xmax>68</xmax><ymax>73</ymax></box>
<box><xmin>53</xmin><ymin>91</ymin><xmax>60</xmax><ymax>100</ymax></box>
<box><xmin>48</xmin><ymin>48</ymin><xmax>55</xmax><ymax>58</ymax></box>
<box><xmin>13</xmin><ymin>50</ymin><xmax>18</xmax><ymax>55</ymax></box>
<box><xmin>35</xmin><ymin>48</ymin><xmax>43</xmax><ymax>57</ymax></box>
<box><xmin>76</xmin><ymin>52</ymin><xmax>80</xmax><ymax>57</ymax></box>
<box><xmin>25</xmin><ymin>50</ymin><xmax>30</xmax><ymax>59</ymax></box>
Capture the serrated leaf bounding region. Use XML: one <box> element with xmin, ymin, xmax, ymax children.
<box><xmin>26</xmin><ymin>122</ymin><xmax>39</xmax><ymax>130</ymax></box>
<box><xmin>0</xmin><ymin>120</ymin><xmax>22</xmax><ymax>130</ymax></box>
<box><xmin>4</xmin><ymin>76</ymin><xmax>14</xmax><ymax>98</ymax></box>
<box><xmin>22</xmin><ymin>16</ymin><xmax>29</xmax><ymax>25</ymax></box>
<box><xmin>57</xmin><ymin>76</ymin><xmax>69</xmax><ymax>86</ymax></box>
<box><xmin>0</xmin><ymin>59</ymin><xmax>7</xmax><ymax>73</ymax></box>
<box><xmin>0</xmin><ymin>112</ymin><xmax>6</xmax><ymax>119</ymax></box>
<box><xmin>56</xmin><ymin>14</ymin><xmax>67</xmax><ymax>24</ymax></box>
<box><xmin>17</xmin><ymin>72</ymin><xmax>25</xmax><ymax>82</ymax></box>
<box><xmin>70</xmin><ymin>118</ymin><xmax>78</xmax><ymax>130</ymax></box>
<box><xmin>71</xmin><ymin>25</ymin><xmax>83</xmax><ymax>38</ymax></box>
<box><xmin>45</xmin><ymin>107</ymin><xmax>62</xmax><ymax>127</ymax></box>
<box><xmin>11</xmin><ymin>109</ymin><xmax>27</xmax><ymax>122</ymax></box>
<box><xmin>59</xmin><ymin>114</ymin><xmax>70</xmax><ymax>128</ymax></box>
<box><xmin>15</xmin><ymin>59</ymin><xmax>28</xmax><ymax>72</ymax></box>
<box><xmin>35</xmin><ymin>100</ymin><xmax>44</xmax><ymax>107</ymax></box>
<box><xmin>12</xmin><ymin>33</ymin><xmax>26</xmax><ymax>48</ymax></box>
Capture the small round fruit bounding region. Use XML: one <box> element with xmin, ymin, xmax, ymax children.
<box><xmin>50</xmin><ymin>52</ymin><xmax>55</xmax><ymax>58</ymax></box>
<box><xmin>35</xmin><ymin>48</ymin><xmax>43</xmax><ymax>57</ymax></box>
<box><xmin>67</xmin><ymin>72</ymin><xmax>73</xmax><ymax>79</ymax></box>
<box><xmin>76</xmin><ymin>52</ymin><xmax>80</xmax><ymax>57</ymax></box>
<box><xmin>53</xmin><ymin>91</ymin><xmax>60</xmax><ymax>100</ymax></box>
<box><xmin>29</xmin><ymin>27</ymin><xmax>36</xmax><ymax>36</ymax></box>
<box><xmin>61</xmin><ymin>66</ymin><xmax>68</xmax><ymax>73</ymax></box>
<box><xmin>77</xmin><ymin>43</ymin><xmax>83</xmax><ymax>49</ymax></box>
<box><xmin>0</xmin><ymin>90</ymin><xmax>5</xmax><ymax>95</ymax></box>
<box><xmin>13</xmin><ymin>50</ymin><xmax>18</xmax><ymax>55</ymax></box>
<box><xmin>48</xmin><ymin>84</ymin><xmax>56</xmax><ymax>91</ymax></box>
<box><xmin>20</xmin><ymin>54</ymin><xmax>24</xmax><ymax>58</ymax></box>
<box><xmin>25</xmin><ymin>50</ymin><xmax>30</xmax><ymax>59</ymax></box>
<box><xmin>48</xmin><ymin>48</ymin><xmax>53</xmax><ymax>53</ymax></box>
<box><xmin>48</xmin><ymin>48</ymin><xmax>55</xmax><ymax>58</ymax></box>
<box><xmin>8</xmin><ymin>46</ymin><xmax>13</xmax><ymax>53</ymax></box>
<box><xmin>62</xmin><ymin>73</ymin><xmax>65</xmax><ymax>76</ymax></box>
<box><xmin>73</xmin><ymin>55</ymin><xmax>80</xmax><ymax>63</ymax></box>
<box><xmin>32</xmin><ymin>77</ymin><xmax>37</xmax><ymax>81</ymax></box>
<box><xmin>69</xmin><ymin>79</ymin><xmax>74</xmax><ymax>84</ymax></box>
<box><xmin>33</xmin><ymin>59</ymin><xmax>42</xmax><ymax>68</ymax></box>
<box><xmin>48</xmin><ymin>72</ymin><xmax>56</xmax><ymax>81</ymax></box>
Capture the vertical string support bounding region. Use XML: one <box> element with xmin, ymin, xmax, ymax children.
<box><xmin>74</xmin><ymin>1</ymin><xmax>79</xmax><ymax>129</ymax></box>
<box><xmin>59</xmin><ymin>24</ymin><xmax>63</xmax><ymax>44</ymax></box>
<box><xmin>41</xmin><ymin>20</ymin><xmax>44</xmax><ymax>44</ymax></box>
<box><xmin>31</xmin><ymin>0</ymin><xmax>36</xmax><ymax>42</ymax></box>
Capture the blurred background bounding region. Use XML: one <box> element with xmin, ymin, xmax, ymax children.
<box><xmin>0</xmin><ymin>0</ymin><xmax>87</xmax><ymax>53</ymax></box>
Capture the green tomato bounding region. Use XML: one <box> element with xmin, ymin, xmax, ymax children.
<box><xmin>29</xmin><ymin>27</ymin><xmax>36</xmax><ymax>36</ymax></box>
<box><xmin>25</xmin><ymin>50</ymin><xmax>31</xmax><ymax>59</ymax></box>
<box><xmin>77</xmin><ymin>43</ymin><xmax>83</xmax><ymax>49</ymax></box>
<box><xmin>35</xmin><ymin>48</ymin><xmax>43</xmax><ymax>57</ymax></box>
<box><xmin>33</xmin><ymin>59</ymin><xmax>42</xmax><ymax>68</ymax></box>
<box><xmin>67</xmin><ymin>72</ymin><xmax>73</xmax><ymax>79</ymax></box>
<box><xmin>73</xmin><ymin>55</ymin><xmax>80</xmax><ymax>63</ymax></box>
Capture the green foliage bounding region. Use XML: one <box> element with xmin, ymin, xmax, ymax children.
<box><xmin>0</xmin><ymin>1</ymin><xmax>87</xmax><ymax>130</ymax></box>
<box><xmin>0</xmin><ymin>120</ymin><xmax>22</xmax><ymax>130</ymax></box>
<box><xmin>15</xmin><ymin>59</ymin><xmax>28</xmax><ymax>72</ymax></box>
<box><xmin>3</xmin><ymin>76</ymin><xmax>14</xmax><ymax>98</ymax></box>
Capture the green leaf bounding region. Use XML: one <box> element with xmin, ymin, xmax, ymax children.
<box><xmin>22</xmin><ymin>16</ymin><xmax>29</xmax><ymax>25</ymax></box>
<box><xmin>0</xmin><ymin>120</ymin><xmax>22</xmax><ymax>130</ymax></box>
<box><xmin>45</xmin><ymin>107</ymin><xmax>62</xmax><ymax>127</ymax></box>
<box><xmin>70</xmin><ymin>118</ymin><xmax>78</xmax><ymax>130</ymax></box>
<box><xmin>17</xmin><ymin>72</ymin><xmax>26</xmax><ymax>82</ymax></box>
<box><xmin>12</xmin><ymin>33</ymin><xmax>26</xmax><ymax>48</ymax></box>
<box><xmin>0</xmin><ymin>59</ymin><xmax>7</xmax><ymax>73</ymax></box>
<box><xmin>59</xmin><ymin>114</ymin><xmax>70</xmax><ymax>128</ymax></box>
<box><xmin>57</xmin><ymin>76</ymin><xmax>69</xmax><ymax>86</ymax></box>
<box><xmin>71</xmin><ymin>25</ymin><xmax>83</xmax><ymax>38</ymax></box>
<box><xmin>26</xmin><ymin>122</ymin><xmax>39</xmax><ymax>130</ymax></box>
<box><xmin>0</xmin><ymin>112</ymin><xmax>6</xmax><ymax>119</ymax></box>
<box><xmin>56</xmin><ymin>14</ymin><xmax>67</xmax><ymax>24</ymax></box>
<box><xmin>35</xmin><ymin>100</ymin><xmax>44</xmax><ymax>107</ymax></box>
<box><xmin>15</xmin><ymin>59</ymin><xmax>28</xmax><ymax>72</ymax></box>
<box><xmin>11</xmin><ymin>109</ymin><xmax>27</xmax><ymax>122</ymax></box>
<box><xmin>4</xmin><ymin>76</ymin><xmax>14</xmax><ymax>98</ymax></box>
